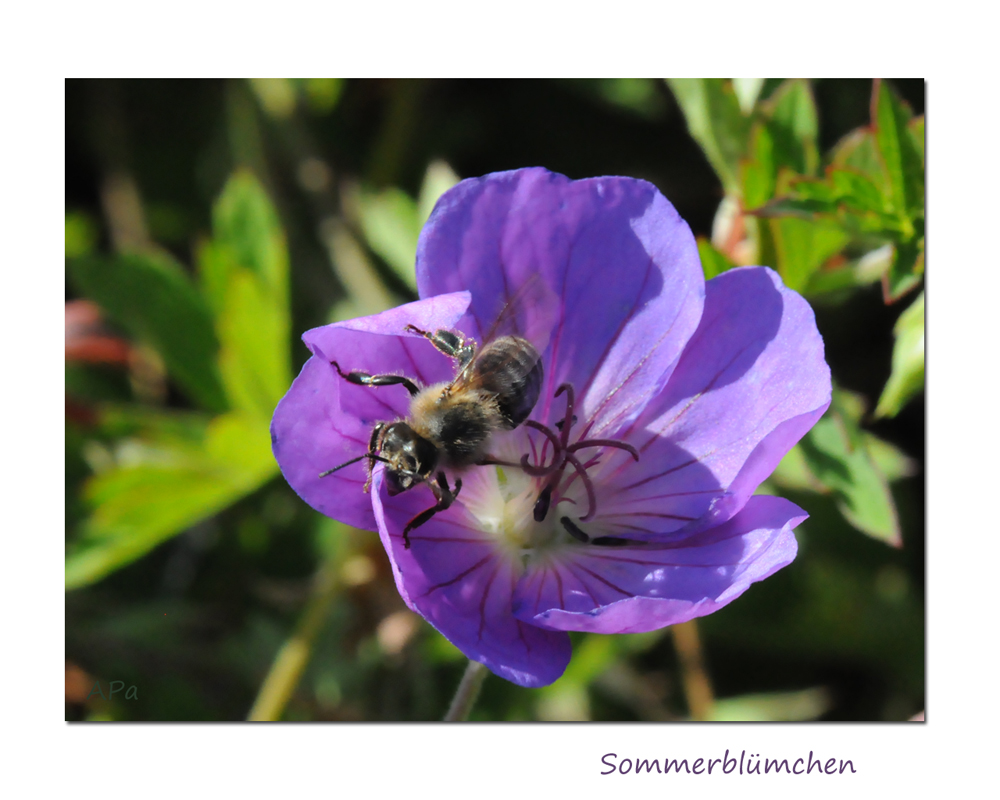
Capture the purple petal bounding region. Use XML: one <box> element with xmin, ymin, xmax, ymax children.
<box><xmin>371</xmin><ymin>467</ymin><xmax>572</xmax><ymax>688</ymax></box>
<box><xmin>416</xmin><ymin>167</ymin><xmax>705</xmax><ymax>437</ymax></box>
<box><xmin>513</xmin><ymin>495</ymin><xmax>805</xmax><ymax>634</ymax></box>
<box><xmin>270</xmin><ymin>293</ymin><xmax>471</xmax><ymax>531</ymax></box>
<box><xmin>593</xmin><ymin>267</ymin><xmax>831</xmax><ymax>537</ymax></box>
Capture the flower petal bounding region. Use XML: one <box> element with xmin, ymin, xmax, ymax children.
<box><xmin>513</xmin><ymin>494</ymin><xmax>804</xmax><ymax>634</ymax></box>
<box><xmin>270</xmin><ymin>293</ymin><xmax>471</xmax><ymax>531</ymax></box>
<box><xmin>592</xmin><ymin>267</ymin><xmax>831</xmax><ymax>537</ymax></box>
<box><xmin>371</xmin><ymin>467</ymin><xmax>572</xmax><ymax>688</ymax></box>
<box><xmin>416</xmin><ymin>167</ymin><xmax>705</xmax><ymax>436</ymax></box>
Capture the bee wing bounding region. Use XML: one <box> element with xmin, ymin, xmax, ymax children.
<box><xmin>452</xmin><ymin>334</ymin><xmax>544</xmax><ymax>429</ymax></box>
<box><xmin>474</xmin><ymin>272</ymin><xmax>559</xmax><ymax>358</ymax></box>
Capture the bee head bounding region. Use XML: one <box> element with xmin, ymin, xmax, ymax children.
<box><xmin>379</xmin><ymin>422</ymin><xmax>438</xmax><ymax>495</ymax></box>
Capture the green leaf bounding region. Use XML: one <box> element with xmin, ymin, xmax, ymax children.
<box><xmin>697</xmin><ymin>237</ymin><xmax>736</xmax><ymax>281</ymax></box>
<box><xmin>732</xmin><ymin>78</ymin><xmax>765</xmax><ymax>114</ymax></box>
<box><xmin>829</xmin><ymin>169</ymin><xmax>888</xmax><ymax>215</ymax></box>
<box><xmin>741</xmin><ymin>123</ymin><xmax>776</xmax><ymax>210</ymax></box>
<box><xmin>799</xmin><ymin>394</ymin><xmax>902</xmax><ymax>547</ymax></box>
<box><xmin>884</xmin><ymin>238</ymin><xmax>924</xmax><ymax>302</ymax></box>
<box><xmin>66</xmin><ymin>412</ymin><xmax>277</xmax><ymax>589</ymax></box>
<box><xmin>908</xmin><ymin>116</ymin><xmax>925</xmax><ymax>164</ymax></box>
<box><xmin>65</xmin><ymin>211</ymin><xmax>99</xmax><ymax>258</ymax></box>
<box><xmin>769</xmin><ymin>216</ymin><xmax>849</xmax><ymax>292</ymax></box>
<box><xmin>68</xmin><ymin>252</ymin><xmax>227</xmax><ymax>412</ymax></box>
<box><xmin>210</xmin><ymin>169</ymin><xmax>290</xmax><ymax>314</ymax></box>
<box><xmin>875</xmin><ymin>292</ymin><xmax>924</xmax><ymax>418</ymax></box>
<box><xmin>666</xmin><ymin>79</ymin><xmax>750</xmax><ymax>194</ymax></box>
<box><xmin>417</xmin><ymin>160</ymin><xmax>461</xmax><ymax>224</ymax></box>
<box><xmin>302</xmin><ymin>78</ymin><xmax>344</xmax><ymax>115</ymax></box>
<box><xmin>357</xmin><ymin>186</ymin><xmax>421</xmax><ymax>291</ymax></box>
<box><xmin>873</xmin><ymin>80</ymin><xmax>923</xmax><ymax>226</ymax></box>
<box><xmin>217</xmin><ymin>268</ymin><xmax>291</xmax><ymax>419</ymax></box>
<box><xmin>831</xmin><ymin>128</ymin><xmax>890</xmax><ymax>197</ymax></box>
<box><xmin>764</xmin><ymin>79</ymin><xmax>819</xmax><ymax>176</ymax></box>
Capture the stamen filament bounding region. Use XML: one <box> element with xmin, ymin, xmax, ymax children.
<box><xmin>562</xmin><ymin>450</ymin><xmax>597</xmax><ymax>521</ymax></box>
<box><xmin>519</xmin><ymin>382</ymin><xmax>641</xmax><ymax>526</ymax></box>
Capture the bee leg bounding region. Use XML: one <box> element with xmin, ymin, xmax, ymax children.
<box><xmin>402</xmin><ymin>472</ymin><xmax>463</xmax><ymax>549</ymax></box>
<box><xmin>331</xmin><ymin>361</ymin><xmax>420</xmax><ymax>397</ymax></box>
<box><xmin>404</xmin><ymin>325</ymin><xmax>477</xmax><ymax>371</ymax></box>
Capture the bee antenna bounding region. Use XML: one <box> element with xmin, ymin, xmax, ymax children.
<box><xmin>319</xmin><ymin>453</ymin><xmax>389</xmax><ymax>478</ymax></box>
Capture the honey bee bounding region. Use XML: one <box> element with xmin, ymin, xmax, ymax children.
<box><xmin>321</xmin><ymin>323</ymin><xmax>543</xmax><ymax>547</ymax></box>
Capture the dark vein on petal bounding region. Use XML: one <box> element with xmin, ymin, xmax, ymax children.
<box><xmin>516</xmin><ymin>618</ymin><xmax>531</xmax><ymax>654</ymax></box>
<box><xmin>620</xmin><ymin>456</ymin><xmax>702</xmax><ymax>491</ymax></box>
<box><xmin>477</xmin><ymin>563</ymin><xmax>501</xmax><ymax>643</ymax></box>
<box><xmin>534</xmin><ymin>566</ymin><xmax>546</xmax><ymax>610</ymax></box>
<box><xmin>577</xmin><ymin>252</ymin><xmax>673</xmax><ymax>439</ymax></box>
<box><xmin>562</xmin><ymin>562</ymin><xmax>598</xmax><ymax>605</ymax></box>
<box><xmin>572</xmin><ymin>562</ymin><xmax>632</xmax><ymax>597</ymax></box>
<box><xmin>419</xmin><ymin>554</ymin><xmax>493</xmax><ymax>598</ymax></box>
<box><xmin>610</xmin><ymin>510</ymin><xmax>698</xmax><ymax>520</ymax></box>
<box><xmin>575</xmin><ymin>252</ymin><xmax>656</xmax><ymax>426</ymax></box>
<box><xmin>389</xmin><ymin>534</ymin><xmax>488</xmax><ymax>544</ymax></box>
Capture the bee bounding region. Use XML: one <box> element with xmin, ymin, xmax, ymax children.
<box><xmin>321</xmin><ymin>323</ymin><xmax>543</xmax><ymax>548</ymax></box>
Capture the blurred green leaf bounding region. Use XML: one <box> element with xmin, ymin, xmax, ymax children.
<box><xmin>68</xmin><ymin>252</ymin><xmax>227</xmax><ymax>412</ymax></box>
<box><xmin>772</xmin><ymin>443</ymin><xmax>826</xmax><ymax>492</ymax></box>
<box><xmin>696</xmin><ymin>237</ymin><xmax>736</xmax><ymax>281</ymax></box>
<box><xmin>765</xmin><ymin>79</ymin><xmax>819</xmax><ymax>176</ymax></box>
<box><xmin>885</xmin><ymin>238</ymin><xmax>924</xmax><ymax>302</ymax></box>
<box><xmin>708</xmin><ymin>687</ymin><xmax>831</xmax><ymax>721</ymax></box>
<box><xmin>741</xmin><ymin>123</ymin><xmax>776</xmax><ymax>210</ymax></box>
<box><xmin>908</xmin><ymin>116</ymin><xmax>925</xmax><ymax>163</ymax></box>
<box><xmin>209</xmin><ymin>169</ymin><xmax>290</xmax><ymax>314</ymax></box>
<box><xmin>865</xmin><ymin>432</ymin><xmax>917</xmax><ymax>481</ymax></box>
<box><xmin>593</xmin><ymin>79</ymin><xmax>667</xmax><ymax>119</ymax></box>
<box><xmin>66</xmin><ymin>412</ymin><xmax>277</xmax><ymax>589</ymax></box>
<box><xmin>204</xmin><ymin>172</ymin><xmax>291</xmax><ymax>417</ymax></box>
<box><xmin>217</xmin><ymin>268</ymin><xmax>292</xmax><ymax>419</ymax></box>
<box><xmin>65</xmin><ymin>211</ymin><xmax>99</xmax><ymax>258</ymax></box>
<box><xmin>302</xmin><ymin>78</ymin><xmax>344</xmax><ymax>115</ymax></box>
<box><xmin>873</xmin><ymin>80</ymin><xmax>923</xmax><ymax>226</ymax></box>
<box><xmin>357</xmin><ymin>186</ymin><xmax>421</xmax><ymax>291</ymax></box>
<box><xmin>667</xmin><ymin>79</ymin><xmax>749</xmax><ymax>194</ymax></box>
<box><xmin>98</xmin><ymin>404</ymin><xmax>212</xmax><ymax>447</ymax></box>
<box><xmin>417</xmin><ymin>160</ymin><xmax>461</xmax><ymax>223</ymax></box>
<box><xmin>831</xmin><ymin>127</ymin><xmax>890</xmax><ymax>197</ymax></box>
<box><xmin>249</xmin><ymin>78</ymin><xmax>297</xmax><ymax>119</ymax></box>
<box><xmin>799</xmin><ymin>393</ymin><xmax>902</xmax><ymax>547</ymax></box>
<box><xmin>875</xmin><ymin>292</ymin><xmax>924</xmax><ymax>418</ymax></box>
<box><xmin>769</xmin><ymin>216</ymin><xmax>849</xmax><ymax>292</ymax></box>
<box><xmin>732</xmin><ymin>78</ymin><xmax>765</xmax><ymax>114</ymax></box>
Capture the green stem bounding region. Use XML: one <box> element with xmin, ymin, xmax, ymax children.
<box><xmin>247</xmin><ymin>560</ymin><xmax>339</xmax><ymax>721</ymax></box>
<box><xmin>443</xmin><ymin>660</ymin><xmax>488</xmax><ymax>721</ymax></box>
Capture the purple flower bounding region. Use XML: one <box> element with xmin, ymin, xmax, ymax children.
<box><xmin>271</xmin><ymin>168</ymin><xmax>831</xmax><ymax>688</ymax></box>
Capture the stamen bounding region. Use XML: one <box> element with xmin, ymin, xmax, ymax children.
<box><xmin>562</xmin><ymin>450</ymin><xmax>598</xmax><ymax>521</ymax></box>
<box><xmin>567</xmin><ymin>438</ymin><xmax>639</xmax><ymax>462</ymax></box>
<box><xmin>533</xmin><ymin>485</ymin><xmax>552</xmax><ymax>522</ymax></box>
<box><xmin>561</xmin><ymin>516</ymin><xmax>636</xmax><ymax>548</ymax></box>
<box><xmin>517</xmin><ymin>382</ymin><xmax>641</xmax><ymax>524</ymax></box>
<box><xmin>554</xmin><ymin>383</ymin><xmax>575</xmax><ymax>449</ymax></box>
<box><xmin>560</xmin><ymin>516</ymin><xmax>590</xmax><ymax>543</ymax></box>
<box><xmin>522</xmin><ymin>421</ymin><xmax>563</xmax><ymax>475</ymax></box>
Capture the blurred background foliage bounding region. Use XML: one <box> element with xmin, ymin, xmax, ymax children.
<box><xmin>65</xmin><ymin>78</ymin><xmax>923</xmax><ymax>721</ymax></box>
